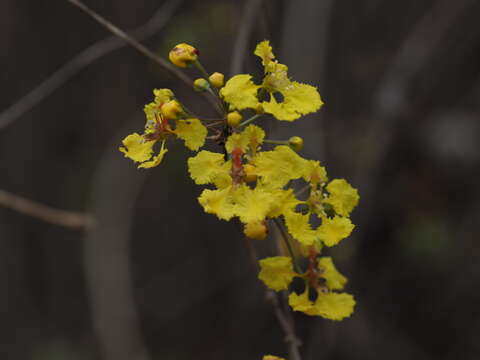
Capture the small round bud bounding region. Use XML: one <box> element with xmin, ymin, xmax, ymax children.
<box><xmin>227</xmin><ymin>111</ymin><xmax>242</xmax><ymax>127</ymax></box>
<box><xmin>208</xmin><ymin>72</ymin><xmax>224</xmax><ymax>88</ymax></box>
<box><xmin>193</xmin><ymin>78</ymin><xmax>209</xmax><ymax>92</ymax></box>
<box><xmin>244</xmin><ymin>221</ymin><xmax>267</xmax><ymax>240</ymax></box>
<box><xmin>161</xmin><ymin>100</ymin><xmax>183</xmax><ymax>119</ymax></box>
<box><xmin>168</xmin><ymin>43</ymin><xmax>198</xmax><ymax>68</ymax></box>
<box><xmin>243</xmin><ymin>164</ymin><xmax>257</xmax><ymax>183</ymax></box>
<box><xmin>288</xmin><ymin>136</ymin><xmax>304</xmax><ymax>152</ymax></box>
<box><xmin>255</xmin><ymin>104</ymin><xmax>264</xmax><ymax>114</ymax></box>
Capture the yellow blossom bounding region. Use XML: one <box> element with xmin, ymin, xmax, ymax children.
<box><xmin>161</xmin><ymin>100</ymin><xmax>183</xmax><ymax>119</ymax></box>
<box><xmin>225</xmin><ymin>124</ymin><xmax>265</xmax><ymax>154</ymax></box>
<box><xmin>119</xmin><ymin>134</ymin><xmax>168</xmax><ymax>168</ymax></box>
<box><xmin>317</xmin><ymin>216</ymin><xmax>354</xmax><ymax>247</ymax></box>
<box><xmin>303</xmin><ymin>160</ymin><xmax>327</xmax><ymax>185</ymax></box>
<box><xmin>289</xmin><ymin>290</ymin><xmax>317</xmax><ymax>315</ymax></box>
<box><xmin>225</xmin><ymin>133</ymin><xmax>249</xmax><ymax>154</ymax></box>
<box><xmin>173</xmin><ymin>118</ymin><xmax>207</xmax><ymax>151</ymax></box>
<box><xmin>263</xmin><ymin>356</ymin><xmax>285</xmax><ymax>360</ymax></box>
<box><xmin>267</xmin><ymin>188</ymin><xmax>301</xmax><ymax>218</ymax></box>
<box><xmin>284</xmin><ymin>212</ymin><xmax>317</xmax><ymax>246</ymax></box>
<box><xmin>313</xmin><ymin>292</ymin><xmax>355</xmax><ymax>320</ymax></box>
<box><xmin>188</xmin><ymin>151</ymin><xmax>229</xmax><ymax>185</ymax></box>
<box><xmin>325</xmin><ymin>179</ymin><xmax>360</xmax><ymax>217</ymax></box>
<box><xmin>233</xmin><ymin>184</ymin><xmax>276</xmax><ymax>224</ymax></box>
<box><xmin>220</xmin><ymin>74</ymin><xmax>260</xmax><ymax>111</ymax></box>
<box><xmin>168</xmin><ymin>43</ymin><xmax>198</xmax><ymax>67</ymax></box>
<box><xmin>254</xmin><ymin>40</ymin><xmax>275</xmax><ymax>67</ymax></box>
<box><xmin>318</xmin><ymin>257</ymin><xmax>347</xmax><ymax>290</ymax></box>
<box><xmin>255</xmin><ymin>146</ymin><xmax>307</xmax><ymax>188</ymax></box>
<box><xmin>258</xmin><ymin>256</ymin><xmax>297</xmax><ymax>291</ymax></box>
<box><xmin>198</xmin><ymin>187</ymin><xmax>235</xmax><ymax>221</ymax></box>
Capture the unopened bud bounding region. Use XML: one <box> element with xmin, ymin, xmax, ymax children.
<box><xmin>227</xmin><ymin>111</ymin><xmax>242</xmax><ymax>127</ymax></box>
<box><xmin>161</xmin><ymin>100</ymin><xmax>183</xmax><ymax>119</ymax></box>
<box><xmin>168</xmin><ymin>43</ymin><xmax>198</xmax><ymax>68</ymax></box>
<box><xmin>244</xmin><ymin>221</ymin><xmax>267</xmax><ymax>240</ymax></box>
<box><xmin>255</xmin><ymin>104</ymin><xmax>264</xmax><ymax>114</ymax></box>
<box><xmin>288</xmin><ymin>136</ymin><xmax>304</xmax><ymax>152</ymax></box>
<box><xmin>208</xmin><ymin>72</ymin><xmax>225</xmax><ymax>88</ymax></box>
<box><xmin>193</xmin><ymin>78</ymin><xmax>209</xmax><ymax>92</ymax></box>
<box><xmin>243</xmin><ymin>164</ymin><xmax>257</xmax><ymax>183</ymax></box>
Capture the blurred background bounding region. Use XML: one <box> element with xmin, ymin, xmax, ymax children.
<box><xmin>1</xmin><ymin>0</ymin><xmax>480</xmax><ymax>359</ymax></box>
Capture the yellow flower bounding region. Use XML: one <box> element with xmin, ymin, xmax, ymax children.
<box><xmin>119</xmin><ymin>133</ymin><xmax>168</xmax><ymax>168</ymax></box>
<box><xmin>209</xmin><ymin>72</ymin><xmax>225</xmax><ymax>88</ymax></box>
<box><xmin>233</xmin><ymin>184</ymin><xmax>276</xmax><ymax>224</ymax></box>
<box><xmin>161</xmin><ymin>100</ymin><xmax>183</xmax><ymax>119</ymax></box>
<box><xmin>317</xmin><ymin>216</ymin><xmax>354</xmax><ymax>247</ymax></box>
<box><xmin>144</xmin><ymin>88</ymin><xmax>174</xmax><ymax>123</ymax></box>
<box><xmin>173</xmin><ymin>118</ymin><xmax>207</xmax><ymax>151</ymax></box>
<box><xmin>225</xmin><ymin>124</ymin><xmax>265</xmax><ymax>154</ymax></box>
<box><xmin>258</xmin><ymin>256</ymin><xmax>297</xmax><ymax>291</ymax></box>
<box><xmin>254</xmin><ymin>41</ymin><xmax>323</xmax><ymax>121</ymax></box>
<box><xmin>263</xmin><ymin>356</ymin><xmax>285</xmax><ymax>360</ymax></box>
<box><xmin>267</xmin><ymin>188</ymin><xmax>301</xmax><ymax>218</ymax></box>
<box><xmin>220</xmin><ymin>74</ymin><xmax>260</xmax><ymax>111</ymax></box>
<box><xmin>254</xmin><ymin>40</ymin><xmax>275</xmax><ymax>67</ymax></box>
<box><xmin>198</xmin><ymin>187</ymin><xmax>236</xmax><ymax>221</ymax></box>
<box><xmin>188</xmin><ymin>151</ymin><xmax>229</xmax><ymax>185</ymax></box>
<box><xmin>325</xmin><ymin>179</ymin><xmax>360</xmax><ymax>217</ymax></box>
<box><xmin>303</xmin><ymin>160</ymin><xmax>327</xmax><ymax>185</ymax></box>
<box><xmin>255</xmin><ymin>146</ymin><xmax>307</xmax><ymax>188</ymax></box>
<box><xmin>284</xmin><ymin>212</ymin><xmax>317</xmax><ymax>246</ymax></box>
<box><xmin>168</xmin><ymin>43</ymin><xmax>198</xmax><ymax>67</ymax></box>
<box><xmin>313</xmin><ymin>292</ymin><xmax>355</xmax><ymax>320</ymax></box>
<box><xmin>289</xmin><ymin>290</ymin><xmax>355</xmax><ymax>320</ymax></box>
<box><xmin>318</xmin><ymin>257</ymin><xmax>347</xmax><ymax>290</ymax></box>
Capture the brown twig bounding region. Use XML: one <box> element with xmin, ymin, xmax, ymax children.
<box><xmin>0</xmin><ymin>0</ymin><xmax>183</xmax><ymax>130</ymax></box>
<box><xmin>0</xmin><ymin>189</ymin><xmax>93</xmax><ymax>229</ymax></box>
<box><xmin>67</xmin><ymin>0</ymin><xmax>191</xmax><ymax>86</ymax></box>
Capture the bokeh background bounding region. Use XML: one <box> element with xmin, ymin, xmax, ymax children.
<box><xmin>1</xmin><ymin>0</ymin><xmax>480</xmax><ymax>359</ymax></box>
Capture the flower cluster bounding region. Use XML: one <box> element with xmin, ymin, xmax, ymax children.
<box><xmin>119</xmin><ymin>41</ymin><xmax>359</xmax><ymax>321</ymax></box>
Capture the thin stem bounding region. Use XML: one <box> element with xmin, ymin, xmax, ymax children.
<box><xmin>239</xmin><ymin>114</ymin><xmax>261</xmax><ymax>127</ymax></box>
<box><xmin>264</xmin><ymin>139</ymin><xmax>288</xmax><ymax>145</ymax></box>
<box><xmin>67</xmin><ymin>0</ymin><xmax>191</xmax><ymax>86</ymax></box>
<box><xmin>272</xmin><ymin>218</ymin><xmax>302</xmax><ymax>274</ymax></box>
<box><xmin>0</xmin><ymin>189</ymin><xmax>93</xmax><ymax>229</ymax></box>
<box><xmin>0</xmin><ymin>0</ymin><xmax>183</xmax><ymax>130</ymax></box>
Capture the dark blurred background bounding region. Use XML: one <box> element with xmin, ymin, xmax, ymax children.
<box><xmin>1</xmin><ymin>0</ymin><xmax>480</xmax><ymax>359</ymax></box>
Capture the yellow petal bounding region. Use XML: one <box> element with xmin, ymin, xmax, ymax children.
<box><xmin>220</xmin><ymin>74</ymin><xmax>260</xmax><ymax>111</ymax></box>
<box><xmin>267</xmin><ymin>188</ymin><xmax>301</xmax><ymax>218</ymax></box>
<box><xmin>174</xmin><ymin>118</ymin><xmax>207</xmax><ymax>151</ymax></box>
<box><xmin>225</xmin><ymin>133</ymin><xmax>249</xmax><ymax>154</ymax></box>
<box><xmin>317</xmin><ymin>216</ymin><xmax>354</xmax><ymax>247</ymax></box>
<box><xmin>313</xmin><ymin>292</ymin><xmax>355</xmax><ymax>320</ymax></box>
<box><xmin>254</xmin><ymin>40</ymin><xmax>275</xmax><ymax>67</ymax></box>
<box><xmin>198</xmin><ymin>187</ymin><xmax>235</xmax><ymax>221</ymax></box>
<box><xmin>138</xmin><ymin>140</ymin><xmax>168</xmax><ymax>168</ymax></box>
<box><xmin>119</xmin><ymin>133</ymin><xmax>156</xmax><ymax>163</ymax></box>
<box><xmin>153</xmin><ymin>88</ymin><xmax>174</xmax><ymax>104</ymax></box>
<box><xmin>232</xmin><ymin>184</ymin><xmax>276</xmax><ymax>224</ymax></box>
<box><xmin>258</xmin><ymin>256</ymin><xmax>297</xmax><ymax>291</ymax></box>
<box><xmin>263</xmin><ymin>82</ymin><xmax>323</xmax><ymax>121</ymax></box>
<box><xmin>289</xmin><ymin>290</ymin><xmax>317</xmax><ymax>315</ymax></box>
<box><xmin>325</xmin><ymin>179</ymin><xmax>360</xmax><ymax>217</ymax></box>
<box><xmin>255</xmin><ymin>146</ymin><xmax>307</xmax><ymax>188</ymax></box>
<box><xmin>187</xmin><ymin>151</ymin><xmax>228</xmax><ymax>185</ymax></box>
<box><xmin>303</xmin><ymin>160</ymin><xmax>327</xmax><ymax>184</ymax></box>
<box><xmin>284</xmin><ymin>212</ymin><xmax>317</xmax><ymax>246</ymax></box>
<box><xmin>318</xmin><ymin>257</ymin><xmax>347</xmax><ymax>291</ymax></box>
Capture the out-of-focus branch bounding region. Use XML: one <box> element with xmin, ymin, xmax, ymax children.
<box><xmin>230</xmin><ymin>0</ymin><xmax>263</xmax><ymax>76</ymax></box>
<box><xmin>0</xmin><ymin>189</ymin><xmax>93</xmax><ymax>229</ymax></box>
<box><xmin>0</xmin><ymin>0</ymin><xmax>183</xmax><ymax>130</ymax></box>
<box><xmin>83</xmin><ymin>117</ymin><xmax>149</xmax><ymax>360</ymax></box>
<box><xmin>355</xmin><ymin>0</ymin><xmax>477</xmax><ymax>228</ymax></box>
<box><xmin>67</xmin><ymin>0</ymin><xmax>191</xmax><ymax>86</ymax></box>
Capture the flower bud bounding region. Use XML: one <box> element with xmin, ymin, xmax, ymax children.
<box><xmin>193</xmin><ymin>78</ymin><xmax>210</xmax><ymax>92</ymax></box>
<box><xmin>208</xmin><ymin>72</ymin><xmax>224</xmax><ymax>88</ymax></box>
<box><xmin>288</xmin><ymin>136</ymin><xmax>304</xmax><ymax>152</ymax></box>
<box><xmin>243</xmin><ymin>164</ymin><xmax>257</xmax><ymax>183</ymax></box>
<box><xmin>227</xmin><ymin>111</ymin><xmax>242</xmax><ymax>127</ymax></box>
<box><xmin>168</xmin><ymin>43</ymin><xmax>198</xmax><ymax>68</ymax></box>
<box><xmin>161</xmin><ymin>100</ymin><xmax>183</xmax><ymax>119</ymax></box>
<box><xmin>255</xmin><ymin>104</ymin><xmax>264</xmax><ymax>114</ymax></box>
<box><xmin>244</xmin><ymin>221</ymin><xmax>267</xmax><ymax>240</ymax></box>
